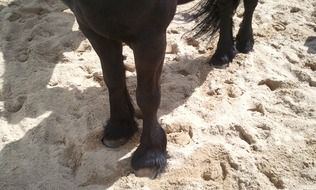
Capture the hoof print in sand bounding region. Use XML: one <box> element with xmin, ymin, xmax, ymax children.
<box><xmin>5</xmin><ymin>95</ymin><xmax>27</xmax><ymax>113</ymax></box>
<box><xmin>17</xmin><ymin>48</ymin><xmax>30</xmax><ymax>62</ymax></box>
<box><xmin>235</xmin><ymin>125</ymin><xmax>256</xmax><ymax>145</ymax></box>
<box><xmin>163</xmin><ymin>121</ymin><xmax>193</xmax><ymax>146</ymax></box>
<box><xmin>257</xmin><ymin>162</ymin><xmax>285</xmax><ymax>189</ymax></box>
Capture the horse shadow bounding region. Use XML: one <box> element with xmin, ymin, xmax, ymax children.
<box><xmin>0</xmin><ymin>0</ymin><xmax>212</xmax><ymax>189</ymax></box>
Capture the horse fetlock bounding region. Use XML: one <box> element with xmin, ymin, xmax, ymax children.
<box><xmin>102</xmin><ymin>119</ymin><xmax>138</xmax><ymax>148</ymax></box>
<box><xmin>210</xmin><ymin>47</ymin><xmax>237</xmax><ymax>68</ymax></box>
<box><xmin>236</xmin><ymin>33</ymin><xmax>254</xmax><ymax>54</ymax></box>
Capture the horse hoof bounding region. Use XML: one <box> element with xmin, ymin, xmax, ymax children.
<box><xmin>236</xmin><ymin>40</ymin><xmax>254</xmax><ymax>54</ymax></box>
<box><xmin>131</xmin><ymin>147</ymin><xmax>167</xmax><ymax>179</ymax></box>
<box><xmin>134</xmin><ymin>168</ymin><xmax>159</xmax><ymax>179</ymax></box>
<box><xmin>102</xmin><ymin>119</ymin><xmax>138</xmax><ymax>148</ymax></box>
<box><xmin>209</xmin><ymin>54</ymin><xmax>231</xmax><ymax>69</ymax></box>
<box><xmin>102</xmin><ymin>137</ymin><xmax>129</xmax><ymax>148</ymax></box>
<box><xmin>210</xmin><ymin>47</ymin><xmax>236</xmax><ymax>68</ymax></box>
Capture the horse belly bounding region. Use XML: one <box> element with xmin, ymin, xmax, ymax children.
<box><xmin>66</xmin><ymin>1</ymin><xmax>149</xmax><ymax>41</ymax></box>
<box><xmin>64</xmin><ymin>0</ymin><xmax>177</xmax><ymax>42</ymax></box>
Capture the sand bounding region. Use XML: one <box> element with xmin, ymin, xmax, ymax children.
<box><xmin>0</xmin><ymin>0</ymin><xmax>315</xmax><ymax>189</ymax></box>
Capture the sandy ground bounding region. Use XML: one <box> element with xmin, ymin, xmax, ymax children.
<box><xmin>0</xmin><ymin>0</ymin><xmax>315</xmax><ymax>189</ymax></box>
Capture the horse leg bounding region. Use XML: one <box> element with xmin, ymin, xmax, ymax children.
<box><xmin>236</xmin><ymin>0</ymin><xmax>258</xmax><ymax>53</ymax></box>
<box><xmin>79</xmin><ymin>24</ymin><xmax>137</xmax><ymax>148</ymax></box>
<box><xmin>210</xmin><ymin>0</ymin><xmax>236</xmax><ymax>68</ymax></box>
<box><xmin>130</xmin><ymin>33</ymin><xmax>167</xmax><ymax>178</ymax></box>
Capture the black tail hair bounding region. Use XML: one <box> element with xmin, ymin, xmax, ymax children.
<box><xmin>186</xmin><ymin>0</ymin><xmax>240</xmax><ymax>39</ymax></box>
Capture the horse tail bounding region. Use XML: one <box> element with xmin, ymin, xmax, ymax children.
<box><xmin>187</xmin><ymin>0</ymin><xmax>240</xmax><ymax>38</ymax></box>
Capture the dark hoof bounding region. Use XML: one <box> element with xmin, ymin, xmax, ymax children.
<box><xmin>210</xmin><ymin>55</ymin><xmax>230</xmax><ymax>69</ymax></box>
<box><xmin>236</xmin><ymin>39</ymin><xmax>254</xmax><ymax>54</ymax></box>
<box><xmin>210</xmin><ymin>48</ymin><xmax>236</xmax><ymax>68</ymax></box>
<box><xmin>131</xmin><ymin>147</ymin><xmax>167</xmax><ymax>179</ymax></box>
<box><xmin>102</xmin><ymin>119</ymin><xmax>138</xmax><ymax>148</ymax></box>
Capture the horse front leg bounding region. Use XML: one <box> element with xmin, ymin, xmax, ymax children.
<box><xmin>236</xmin><ymin>0</ymin><xmax>258</xmax><ymax>53</ymax></box>
<box><xmin>210</xmin><ymin>0</ymin><xmax>237</xmax><ymax>68</ymax></box>
<box><xmin>79</xmin><ymin>24</ymin><xmax>138</xmax><ymax>148</ymax></box>
<box><xmin>130</xmin><ymin>33</ymin><xmax>167</xmax><ymax>178</ymax></box>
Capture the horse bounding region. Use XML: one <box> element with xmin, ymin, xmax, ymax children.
<box><xmin>61</xmin><ymin>0</ymin><xmax>258</xmax><ymax>178</ymax></box>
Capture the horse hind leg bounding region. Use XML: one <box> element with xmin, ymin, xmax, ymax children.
<box><xmin>210</xmin><ymin>0</ymin><xmax>239</xmax><ymax>68</ymax></box>
<box><xmin>236</xmin><ymin>0</ymin><xmax>258</xmax><ymax>53</ymax></box>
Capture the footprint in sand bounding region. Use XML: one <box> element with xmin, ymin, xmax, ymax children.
<box><xmin>16</xmin><ymin>48</ymin><xmax>30</xmax><ymax>62</ymax></box>
<box><xmin>305</xmin><ymin>59</ymin><xmax>316</xmax><ymax>71</ymax></box>
<box><xmin>162</xmin><ymin>121</ymin><xmax>193</xmax><ymax>146</ymax></box>
<box><xmin>6</xmin><ymin>11</ymin><xmax>21</xmax><ymax>22</ymax></box>
<box><xmin>256</xmin><ymin>124</ymin><xmax>271</xmax><ymax>139</ymax></box>
<box><xmin>256</xmin><ymin>161</ymin><xmax>285</xmax><ymax>189</ymax></box>
<box><xmin>59</xmin><ymin>143</ymin><xmax>83</xmax><ymax>174</ymax></box>
<box><xmin>5</xmin><ymin>95</ymin><xmax>27</xmax><ymax>113</ymax></box>
<box><xmin>201</xmin><ymin>161</ymin><xmax>223</xmax><ymax>181</ymax></box>
<box><xmin>291</xmin><ymin>68</ymin><xmax>316</xmax><ymax>87</ymax></box>
<box><xmin>31</xmin><ymin>25</ymin><xmax>54</xmax><ymax>40</ymax></box>
<box><xmin>235</xmin><ymin>125</ymin><xmax>257</xmax><ymax>146</ymax></box>
<box><xmin>227</xmin><ymin>85</ymin><xmax>243</xmax><ymax>98</ymax></box>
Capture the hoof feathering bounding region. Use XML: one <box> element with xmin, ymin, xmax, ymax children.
<box><xmin>132</xmin><ymin>147</ymin><xmax>167</xmax><ymax>179</ymax></box>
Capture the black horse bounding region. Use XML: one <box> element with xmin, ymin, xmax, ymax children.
<box><xmin>61</xmin><ymin>0</ymin><xmax>258</xmax><ymax>177</ymax></box>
